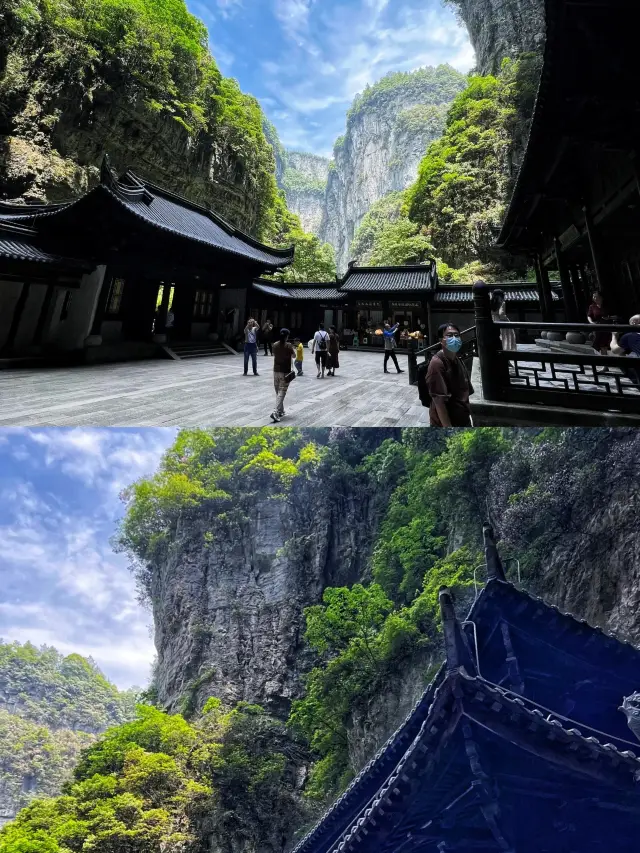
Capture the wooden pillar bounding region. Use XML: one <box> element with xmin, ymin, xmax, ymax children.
<box><xmin>552</xmin><ymin>238</ymin><xmax>575</xmax><ymax>322</ymax></box>
<box><xmin>33</xmin><ymin>284</ymin><xmax>56</xmax><ymax>346</ymax></box>
<box><xmin>533</xmin><ymin>253</ymin><xmax>551</xmax><ymax>322</ymax></box>
<box><xmin>90</xmin><ymin>273</ymin><xmax>113</xmax><ymax>337</ymax></box>
<box><xmin>569</xmin><ymin>265</ymin><xmax>587</xmax><ymax>320</ymax></box>
<box><xmin>426</xmin><ymin>300</ymin><xmax>434</xmax><ymax>345</ymax></box>
<box><xmin>209</xmin><ymin>285</ymin><xmax>220</xmax><ymax>337</ymax></box>
<box><xmin>2</xmin><ymin>281</ymin><xmax>31</xmax><ymax>354</ymax></box>
<box><xmin>473</xmin><ymin>281</ymin><xmax>509</xmax><ymax>401</ymax></box>
<box><xmin>583</xmin><ymin>206</ymin><xmax>605</xmax><ymax>293</ymax></box>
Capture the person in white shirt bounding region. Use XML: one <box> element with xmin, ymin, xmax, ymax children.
<box><xmin>311</xmin><ymin>322</ymin><xmax>330</xmax><ymax>378</ymax></box>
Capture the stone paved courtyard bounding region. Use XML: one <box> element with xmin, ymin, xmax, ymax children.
<box><xmin>0</xmin><ymin>350</ymin><xmax>429</xmax><ymax>427</ymax></box>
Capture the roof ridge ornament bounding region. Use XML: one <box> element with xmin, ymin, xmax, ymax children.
<box><xmin>439</xmin><ymin>586</ymin><xmax>478</xmax><ymax>677</ymax></box>
<box><xmin>483</xmin><ymin>522</ymin><xmax>506</xmax><ymax>582</ymax></box>
<box><xmin>100</xmin><ymin>153</ymin><xmax>116</xmax><ymax>187</ymax></box>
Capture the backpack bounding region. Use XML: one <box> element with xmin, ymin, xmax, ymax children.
<box><xmin>417</xmin><ymin>358</ymin><xmax>432</xmax><ymax>407</ymax></box>
<box><xmin>317</xmin><ymin>331</ymin><xmax>328</xmax><ymax>351</ymax></box>
<box><xmin>417</xmin><ymin>351</ymin><xmax>445</xmax><ymax>408</ymax></box>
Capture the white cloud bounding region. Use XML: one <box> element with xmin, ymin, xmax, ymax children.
<box><xmin>0</xmin><ymin>429</ymin><xmax>174</xmax><ymax>688</ymax></box>
<box><xmin>22</xmin><ymin>428</ymin><xmax>175</xmax><ymax>508</ymax></box>
<box><xmin>274</xmin><ymin>0</ymin><xmax>312</xmax><ymax>41</ymax></box>
<box><xmin>259</xmin><ymin>0</ymin><xmax>474</xmax><ymax>154</ymax></box>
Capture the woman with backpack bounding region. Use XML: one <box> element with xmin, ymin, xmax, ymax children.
<box><xmin>312</xmin><ymin>322</ymin><xmax>330</xmax><ymax>379</ymax></box>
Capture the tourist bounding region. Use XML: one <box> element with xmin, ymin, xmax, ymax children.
<box><xmin>587</xmin><ymin>291</ymin><xmax>611</xmax><ymax>370</ymax></box>
<box><xmin>243</xmin><ymin>318</ymin><xmax>260</xmax><ymax>376</ymax></box>
<box><xmin>271</xmin><ymin>328</ymin><xmax>296</xmax><ymax>422</ymax></box>
<box><xmin>165</xmin><ymin>308</ymin><xmax>175</xmax><ymax>344</ymax></box>
<box><xmin>425</xmin><ymin>322</ymin><xmax>474</xmax><ymax>427</ymax></box>
<box><xmin>383</xmin><ymin>322</ymin><xmax>404</xmax><ymax>374</ymax></box>
<box><xmin>262</xmin><ymin>318</ymin><xmax>274</xmax><ymax>356</ymax></box>
<box><xmin>327</xmin><ymin>325</ymin><xmax>340</xmax><ymax>376</ymax></box>
<box><xmin>489</xmin><ymin>286</ymin><xmax>516</xmax><ymax>351</ymax></box>
<box><xmin>611</xmin><ymin>314</ymin><xmax>640</xmax><ymax>386</ymax></box>
<box><xmin>294</xmin><ymin>337</ymin><xmax>304</xmax><ymax>376</ymax></box>
<box><xmin>312</xmin><ymin>322</ymin><xmax>330</xmax><ymax>378</ymax></box>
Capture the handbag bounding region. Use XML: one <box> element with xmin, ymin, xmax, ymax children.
<box><xmin>284</xmin><ymin>371</ymin><xmax>296</xmax><ymax>384</ymax></box>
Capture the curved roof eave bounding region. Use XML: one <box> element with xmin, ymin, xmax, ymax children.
<box><xmin>497</xmin><ymin>0</ymin><xmax>558</xmax><ymax>248</ymax></box>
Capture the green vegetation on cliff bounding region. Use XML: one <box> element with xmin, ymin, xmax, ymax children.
<box><xmin>347</xmin><ymin>65</ymin><xmax>467</xmax><ymax>124</ymax></box>
<box><xmin>407</xmin><ymin>55</ymin><xmax>542</xmax><ymax>272</ymax></box>
<box><xmin>0</xmin><ymin>643</ymin><xmax>136</xmax><ymax>731</ymax></box>
<box><xmin>267</xmin><ymin>201</ymin><xmax>336</xmax><ymax>282</ymax></box>
<box><xmin>281</xmin><ymin>168</ymin><xmax>326</xmax><ymax>196</ymax></box>
<box><xmin>0</xmin><ymin>701</ymin><xmax>307</xmax><ymax>853</ymax></box>
<box><xmin>0</xmin><ymin>642</ymin><xmax>137</xmax><ymax>823</ymax></box>
<box><xmin>349</xmin><ymin>191</ymin><xmax>434</xmax><ymax>267</ymax></box>
<box><xmin>0</xmin><ymin>0</ymin><xmax>283</xmax><ymax>236</ymax></box>
<box><xmin>348</xmin><ymin>56</ymin><xmax>541</xmax><ymax>279</ymax></box>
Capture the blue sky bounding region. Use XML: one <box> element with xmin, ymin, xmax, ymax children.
<box><xmin>0</xmin><ymin>429</ymin><xmax>177</xmax><ymax>691</ymax></box>
<box><xmin>188</xmin><ymin>0</ymin><xmax>474</xmax><ymax>155</ymax></box>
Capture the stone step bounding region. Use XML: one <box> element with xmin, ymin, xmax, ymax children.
<box><xmin>534</xmin><ymin>338</ymin><xmax>597</xmax><ymax>356</ymax></box>
<box><xmin>165</xmin><ymin>343</ymin><xmax>230</xmax><ymax>360</ymax></box>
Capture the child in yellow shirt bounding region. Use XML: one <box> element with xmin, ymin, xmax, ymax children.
<box><xmin>294</xmin><ymin>338</ymin><xmax>304</xmax><ymax>375</ymax></box>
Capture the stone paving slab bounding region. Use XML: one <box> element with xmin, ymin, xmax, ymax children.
<box><xmin>0</xmin><ymin>351</ymin><xmax>429</xmax><ymax>427</ymax></box>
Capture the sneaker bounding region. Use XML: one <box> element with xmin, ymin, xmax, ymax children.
<box><xmin>317</xmin><ymin>371</ymin><xmax>321</xmax><ymax>378</ymax></box>
<box><xmin>270</xmin><ymin>412</ymin><xmax>281</xmax><ymax>422</ymax></box>
<box><xmin>254</xmin><ymin>372</ymin><xmax>260</xmax><ymax>376</ymax></box>
<box><xmin>243</xmin><ymin>372</ymin><xmax>248</xmax><ymax>376</ymax></box>
<box><xmin>396</xmin><ymin>369</ymin><xmax>404</xmax><ymax>374</ymax></box>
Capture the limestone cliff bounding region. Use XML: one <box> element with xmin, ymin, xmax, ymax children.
<box><xmin>151</xmin><ymin>471</ymin><xmax>387</xmax><ymax>718</ymax></box>
<box><xmin>281</xmin><ymin>151</ymin><xmax>329</xmax><ymax>235</ymax></box>
<box><xmin>446</xmin><ymin>0</ymin><xmax>545</xmax><ymax>74</ymax></box>
<box><xmin>318</xmin><ymin>66</ymin><xmax>467</xmax><ymax>273</ymax></box>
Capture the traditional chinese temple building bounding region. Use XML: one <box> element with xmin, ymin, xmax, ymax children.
<box><xmin>497</xmin><ymin>0</ymin><xmax>640</xmax><ymax>328</ymax></box>
<box><xmin>292</xmin><ymin>525</ymin><xmax>640</xmax><ymax>852</ymax></box>
<box><xmin>251</xmin><ymin>265</ymin><xmax>561</xmax><ymax>347</ymax></box>
<box><xmin>0</xmin><ymin>157</ymin><xmax>293</xmax><ymax>361</ymax></box>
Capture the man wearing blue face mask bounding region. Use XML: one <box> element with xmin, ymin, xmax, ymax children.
<box><xmin>426</xmin><ymin>323</ymin><xmax>473</xmax><ymax>427</ymax></box>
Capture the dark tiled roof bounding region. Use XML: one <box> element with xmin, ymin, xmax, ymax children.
<box><xmin>340</xmin><ymin>264</ymin><xmax>436</xmax><ymax>292</ymax></box>
<box><xmin>253</xmin><ymin>281</ymin><xmax>291</xmax><ymax>298</ymax></box>
<box><xmin>0</xmin><ymin>226</ymin><xmax>88</xmax><ymax>268</ymax></box>
<box><xmin>252</xmin><ymin>280</ymin><xmax>345</xmax><ymax>301</ymax></box>
<box><xmin>295</xmin><ymin>576</ymin><xmax>640</xmax><ymax>853</ymax></box>
<box><xmin>287</xmin><ymin>287</ymin><xmax>344</xmax><ymax>300</ymax></box>
<box><xmin>328</xmin><ymin>671</ymin><xmax>640</xmax><ymax>853</ymax></box>
<box><xmin>104</xmin><ymin>172</ymin><xmax>293</xmax><ymax>268</ymax></box>
<box><xmin>434</xmin><ymin>286</ymin><xmax>559</xmax><ymax>303</ymax></box>
<box><xmin>0</xmin><ymin>165</ymin><xmax>294</xmax><ymax>270</ymax></box>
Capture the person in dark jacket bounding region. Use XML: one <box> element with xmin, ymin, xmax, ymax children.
<box><xmin>425</xmin><ymin>323</ymin><xmax>473</xmax><ymax>427</ymax></box>
<box><xmin>262</xmin><ymin>319</ymin><xmax>274</xmax><ymax>356</ymax></box>
<box><xmin>327</xmin><ymin>325</ymin><xmax>340</xmax><ymax>376</ymax></box>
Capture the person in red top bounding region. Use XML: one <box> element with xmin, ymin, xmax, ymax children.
<box><xmin>587</xmin><ymin>291</ymin><xmax>612</xmax><ymax>358</ymax></box>
<box><xmin>426</xmin><ymin>323</ymin><xmax>473</xmax><ymax>427</ymax></box>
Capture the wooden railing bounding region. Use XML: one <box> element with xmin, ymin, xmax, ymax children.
<box><xmin>473</xmin><ymin>283</ymin><xmax>640</xmax><ymax>414</ymax></box>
